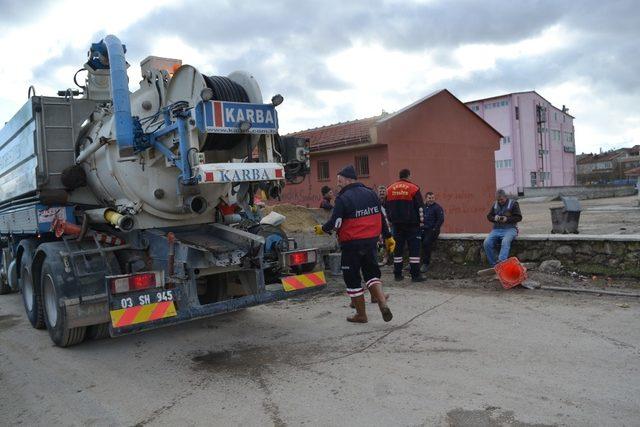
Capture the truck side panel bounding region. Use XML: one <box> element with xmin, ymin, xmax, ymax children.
<box><xmin>0</xmin><ymin>97</ymin><xmax>98</xmax><ymax>205</ymax></box>
<box><xmin>0</xmin><ymin>100</ymin><xmax>38</xmax><ymax>201</ymax></box>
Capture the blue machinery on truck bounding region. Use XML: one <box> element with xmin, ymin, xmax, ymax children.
<box><xmin>0</xmin><ymin>35</ymin><xmax>320</xmax><ymax>346</ymax></box>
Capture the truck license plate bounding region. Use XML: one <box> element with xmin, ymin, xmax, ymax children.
<box><xmin>111</xmin><ymin>289</ymin><xmax>175</xmax><ymax>310</ymax></box>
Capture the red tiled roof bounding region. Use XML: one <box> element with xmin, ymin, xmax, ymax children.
<box><xmin>576</xmin><ymin>149</ymin><xmax>629</xmax><ymax>164</ymax></box>
<box><xmin>624</xmin><ymin>166</ymin><xmax>640</xmax><ymax>176</ymax></box>
<box><xmin>287</xmin><ymin>115</ymin><xmax>382</xmax><ymax>151</ymax></box>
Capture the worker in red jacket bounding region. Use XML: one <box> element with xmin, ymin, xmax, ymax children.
<box><xmin>315</xmin><ymin>165</ymin><xmax>396</xmax><ymax>323</ymax></box>
<box><xmin>386</xmin><ymin>169</ymin><xmax>425</xmax><ymax>282</ymax></box>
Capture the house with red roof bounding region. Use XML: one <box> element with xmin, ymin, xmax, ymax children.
<box><xmin>281</xmin><ymin>89</ymin><xmax>502</xmax><ymax>233</ymax></box>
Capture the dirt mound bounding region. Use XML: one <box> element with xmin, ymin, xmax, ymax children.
<box><xmin>263</xmin><ymin>204</ymin><xmax>330</xmax><ymax>233</ymax></box>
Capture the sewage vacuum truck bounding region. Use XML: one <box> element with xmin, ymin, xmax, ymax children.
<box><xmin>0</xmin><ymin>35</ymin><xmax>324</xmax><ymax>347</ymax></box>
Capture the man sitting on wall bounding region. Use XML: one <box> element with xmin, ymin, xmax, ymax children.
<box><xmin>483</xmin><ymin>189</ymin><xmax>523</xmax><ymax>266</ymax></box>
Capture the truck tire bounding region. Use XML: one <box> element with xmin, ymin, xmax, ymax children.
<box><xmin>0</xmin><ymin>248</ymin><xmax>10</xmax><ymax>294</ymax></box>
<box><xmin>86</xmin><ymin>323</ymin><xmax>110</xmax><ymax>340</ymax></box>
<box><xmin>0</xmin><ymin>272</ymin><xmax>9</xmax><ymax>294</ymax></box>
<box><xmin>41</xmin><ymin>260</ymin><xmax>86</xmax><ymax>347</ymax></box>
<box><xmin>21</xmin><ymin>262</ymin><xmax>45</xmax><ymax>329</ymax></box>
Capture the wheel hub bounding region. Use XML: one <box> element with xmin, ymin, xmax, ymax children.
<box><xmin>43</xmin><ymin>274</ymin><xmax>58</xmax><ymax>328</ymax></box>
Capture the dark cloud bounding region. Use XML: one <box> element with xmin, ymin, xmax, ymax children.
<box><xmin>19</xmin><ymin>0</ymin><xmax>639</xmax><ymax>144</ymax></box>
<box><xmin>112</xmin><ymin>0</ymin><xmax>640</xmax><ymax>107</ymax></box>
<box><xmin>441</xmin><ymin>27</ymin><xmax>640</xmax><ymax>101</ymax></box>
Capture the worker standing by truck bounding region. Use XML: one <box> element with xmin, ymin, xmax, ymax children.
<box><xmin>315</xmin><ymin>165</ymin><xmax>395</xmax><ymax>323</ymax></box>
<box><xmin>386</xmin><ymin>169</ymin><xmax>425</xmax><ymax>282</ymax></box>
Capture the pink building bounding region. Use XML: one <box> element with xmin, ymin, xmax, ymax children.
<box><xmin>465</xmin><ymin>91</ymin><xmax>576</xmax><ymax>195</ymax></box>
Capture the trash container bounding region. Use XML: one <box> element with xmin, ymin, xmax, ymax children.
<box><xmin>550</xmin><ymin>196</ymin><xmax>581</xmax><ymax>234</ymax></box>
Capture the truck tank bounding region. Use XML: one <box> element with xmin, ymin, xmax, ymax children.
<box><xmin>75</xmin><ymin>39</ymin><xmax>276</xmax><ymax>229</ymax></box>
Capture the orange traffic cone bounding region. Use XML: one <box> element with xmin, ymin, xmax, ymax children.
<box><xmin>494</xmin><ymin>257</ymin><xmax>527</xmax><ymax>289</ymax></box>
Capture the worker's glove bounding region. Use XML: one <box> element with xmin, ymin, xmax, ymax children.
<box><xmin>314</xmin><ymin>225</ymin><xmax>325</xmax><ymax>235</ymax></box>
<box><xmin>494</xmin><ymin>215</ymin><xmax>501</xmax><ymax>222</ymax></box>
<box><xmin>384</xmin><ymin>237</ymin><xmax>396</xmax><ymax>253</ymax></box>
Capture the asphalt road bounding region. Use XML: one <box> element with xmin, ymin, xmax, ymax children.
<box><xmin>1</xmin><ymin>279</ymin><xmax>639</xmax><ymax>426</ymax></box>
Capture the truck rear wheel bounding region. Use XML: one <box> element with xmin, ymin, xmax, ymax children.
<box><xmin>21</xmin><ymin>263</ymin><xmax>45</xmax><ymax>329</ymax></box>
<box><xmin>0</xmin><ymin>272</ymin><xmax>9</xmax><ymax>294</ymax></box>
<box><xmin>0</xmin><ymin>248</ymin><xmax>10</xmax><ymax>294</ymax></box>
<box><xmin>41</xmin><ymin>261</ymin><xmax>86</xmax><ymax>347</ymax></box>
<box><xmin>86</xmin><ymin>323</ymin><xmax>110</xmax><ymax>340</ymax></box>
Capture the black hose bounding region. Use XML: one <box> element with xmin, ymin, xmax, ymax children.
<box><xmin>74</xmin><ymin>68</ymin><xmax>87</xmax><ymax>90</ymax></box>
<box><xmin>201</xmin><ymin>75</ymin><xmax>250</xmax><ymax>151</ymax></box>
<box><xmin>203</xmin><ymin>75</ymin><xmax>249</xmax><ymax>103</ymax></box>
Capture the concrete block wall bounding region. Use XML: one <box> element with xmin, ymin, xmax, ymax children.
<box><xmin>433</xmin><ymin>234</ymin><xmax>640</xmax><ymax>277</ymax></box>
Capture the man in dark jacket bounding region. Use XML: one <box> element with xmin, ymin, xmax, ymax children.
<box><xmin>421</xmin><ymin>191</ymin><xmax>445</xmax><ymax>273</ymax></box>
<box><xmin>314</xmin><ymin>165</ymin><xmax>396</xmax><ymax>323</ymax></box>
<box><xmin>386</xmin><ymin>169</ymin><xmax>425</xmax><ymax>282</ymax></box>
<box><xmin>319</xmin><ymin>186</ymin><xmax>334</xmax><ymax>211</ymax></box>
<box><xmin>483</xmin><ymin>189</ymin><xmax>523</xmax><ymax>266</ymax></box>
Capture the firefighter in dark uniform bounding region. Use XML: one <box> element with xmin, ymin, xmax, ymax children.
<box><xmin>386</xmin><ymin>169</ymin><xmax>425</xmax><ymax>282</ymax></box>
<box><xmin>314</xmin><ymin>165</ymin><xmax>396</xmax><ymax>323</ymax></box>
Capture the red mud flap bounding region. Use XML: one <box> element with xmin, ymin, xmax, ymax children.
<box><xmin>281</xmin><ymin>271</ymin><xmax>326</xmax><ymax>292</ymax></box>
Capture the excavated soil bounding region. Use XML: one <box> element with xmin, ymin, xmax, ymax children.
<box><xmin>263</xmin><ymin>204</ymin><xmax>330</xmax><ymax>234</ymax></box>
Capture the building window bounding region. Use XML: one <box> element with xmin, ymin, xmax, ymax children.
<box><xmin>530</xmin><ymin>172</ymin><xmax>537</xmax><ymax>186</ymax></box>
<box><xmin>564</xmin><ymin>132</ymin><xmax>574</xmax><ymax>143</ymax></box>
<box><xmin>515</xmin><ymin>106</ymin><xmax>519</xmax><ymax>120</ymax></box>
<box><xmin>355</xmin><ymin>155</ymin><xmax>369</xmax><ymax>177</ymax></box>
<box><xmin>317</xmin><ymin>160</ymin><xmax>329</xmax><ymax>181</ymax></box>
<box><xmin>496</xmin><ymin>159</ymin><xmax>513</xmax><ymax>169</ymax></box>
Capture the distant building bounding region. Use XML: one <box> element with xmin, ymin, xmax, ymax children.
<box><xmin>577</xmin><ymin>145</ymin><xmax>640</xmax><ymax>184</ymax></box>
<box><xmin>281</xmin><ymin>89</ymin><xmax>501</xmax><ymax>233</ymax></box>
<box><xmin>465</xmin><ymin>91</ymin><xmax>577</xmax><ymax>195</ymax></box>
<box><xmin>625</xmin><ymin>165</ymin><xmax>640</xmax><ymax>206</ymax></box>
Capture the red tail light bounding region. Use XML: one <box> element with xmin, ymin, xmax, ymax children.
<box><xmin>130</xmin><ymin>273</ymin><xmax>156</xmax><ymax>290</ymax></box>
<box><xmin>289</xmin><ymin>251</ymin><xmax>309</xmax><ymax>266</ymax></box>
<box><xmin>110</xmin><ymin>272</ymin><xmax>163</xmax><ymax>294</ymax></box>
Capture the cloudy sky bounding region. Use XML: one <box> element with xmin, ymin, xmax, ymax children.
<box><xmin>1</xmin><ymin>0</ymin><xmax>638</xmax><ymax>154</ymax></box>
